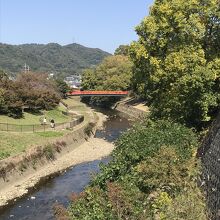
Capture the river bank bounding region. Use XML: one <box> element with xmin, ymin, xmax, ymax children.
<box><xmin>0</xmin><ymin>99</ymin><xmax>113</xmax><ymax>209</ymax></box>
<box><xmin>0</xmin><ymin>104</ymin><xmax>132</xmax><ymax>220</ymax></box>
<box><xmin>0</xmin><ymin>97</ymin><xmax>146</xmax><ymax>214</ymax></box>
<box><xmin>114</xmin><ymin>97</ymin><xmax>149</xmax><ymax>119</ymax></box>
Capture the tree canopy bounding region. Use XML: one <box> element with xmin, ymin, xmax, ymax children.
<box><xmin>0</xmin><ymin>71</ymin><xmax>61</xmax><ymax>117</ymax></box>
<box><xmin>16</xmin><ymin>72</ymin><xmax>61</xmax><ymax>110</ymax></box>
<box><xmin>55</xmin><ymin>79</ymin><xmax>70</xmax><ymax>98</ymax></box>
<box><xmin>114</xmin><ymin>45</ymin><xmax>130</xmax><ymax>56</ymax></box>
<box><xmin>81</xmin><ymin>55</ymin><xmax>132</xmax><ymax>105</ymax></box>
<box><xmin>130</xmin><ymin>0</ymin><xmax>220</xmax><ymax>129</ymax></box>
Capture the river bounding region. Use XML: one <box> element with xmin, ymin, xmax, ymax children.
<box><xmin>0</xmin><ymin>109</ymin><xmax>132</xmax><ymax>220</ymax></box>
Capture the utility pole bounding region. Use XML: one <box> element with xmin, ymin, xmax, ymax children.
<box><xmin>24</xmin><ymin>63</ymin><xmax>27</xmax><ymax>73</ymax></box>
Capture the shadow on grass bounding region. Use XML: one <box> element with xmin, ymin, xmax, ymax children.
<box><xmin>25</xmin><ymin>109</ymin><xmax>44</xmax><ymax>116</ymax></box>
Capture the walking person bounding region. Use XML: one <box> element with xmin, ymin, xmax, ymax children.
<box><xmin>50</xmin><ymin>119</ymin><xmax>55</xmax><ymax>128</ymax></box>
<box><xmin>43</xmin><ymin>117</ymin><xmax>47</xmax><ymax>125</ymax></box>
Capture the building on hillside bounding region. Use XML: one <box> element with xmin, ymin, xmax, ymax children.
<box><xmin>65</xmin><ymin>75</ymin><xmax>81</xmax><ymax>88</ymax></box>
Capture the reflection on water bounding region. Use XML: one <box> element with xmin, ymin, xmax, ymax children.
<box><xmin>0</xmin><ymin>109</ymin><xmax>132</xmax><ymax>220</ymax></box>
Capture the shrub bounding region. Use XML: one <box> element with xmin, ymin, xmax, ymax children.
<box><xmin>162</xmin><ymin>186</ymin><xmax>207</xmax><ymax>220</ymax></box>
<box><xmin>134</xmin><ymin>146</ymin><xmax>199</xmax><ymax>194</ymax></box>
<box><xmin>66</xmin><ymin>119</ymin><xmax>206</xmax><ymax>219</ymax></box>
<box><xmin>43</xmin><ymin>144</ymin><xmax>55</xmax><ymax>160</ymax></box>
<box><xmin>68</xmin><ymin>187</ymin><xmax>116</xmax><ymax>220</ymax></box>
<box><xmin>53</xmin><ymin>204</ymin><xmax>70</xmax><ymax>220</ymax></box>
<box><xmin>84</xmin><ymin>122</ymin><xmax>95</xmax><ymax>137</ymax></box>
<box><xmin>93</xmin><ymin>119</ymin><xmax>198</xmax><ymax>187</ymax></box>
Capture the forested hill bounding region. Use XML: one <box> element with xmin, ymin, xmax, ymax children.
<box><xmin>0</xmin><ymin>43</ymin><xmax>111</xmax><ymax>77</ymax></box>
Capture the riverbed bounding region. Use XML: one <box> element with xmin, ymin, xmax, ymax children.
<box><xmin>0</xmin><ymin>109</ymin><xmax>132</xmax><ymax>220</ymax></box>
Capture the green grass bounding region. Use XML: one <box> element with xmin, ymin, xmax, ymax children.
<box><xmin>0</xmin><ymin>131</ymin><xmax>67</xmax><ymax>160</ymax></box>
<box><xmin>0</xmin><ymin>106</ymin><xmax>71</xmax><ymax>125</ymax></box>
<box><xmin>0</xmin><ymin>97</ymin><xmax>91</xmax><ymax>160</ymax></box>
<box><xmin>36</xmin><ymin>131</ymin><xmax>64</xmax><ymax>137</ymax></box>
<box><xmin>63</xmin><ymin>97</ymin><xmax>88</xmax><ymax>111</ymax></box>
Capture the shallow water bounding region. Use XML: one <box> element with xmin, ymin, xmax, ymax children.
<box><xmin>0</xmin><ymin>109</ymin><xmax>132</xmax><ymax>220</ymax></box>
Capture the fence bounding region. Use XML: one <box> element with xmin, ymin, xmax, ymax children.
<box><xmin>0</xmin><ymin>115</ymin><xmax>84</xmax><ymax>133</ymax></box>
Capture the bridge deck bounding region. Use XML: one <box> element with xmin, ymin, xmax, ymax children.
<box><xmin>68</xmin><ymin>90</ymin><xmax>128</xmax><ymax>97</ymax></box>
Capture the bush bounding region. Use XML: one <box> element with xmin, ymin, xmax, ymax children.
<box><xmin>53</xmin><ymin>204</ymin><xmax>70</xmax><ymax>220</ymax></box>
<box><xmin>84</xmin><ymin>122</ymin><xmax>95</xmax><ymax>137</ymax></box>
<box><xmin>65</xmin><ymin>119</ymin><xmax>206</xmax><ymax>219</ymax></box>
<box><xmin>93</xmin><ymin>119</ymin><xmax>198</xmax><ymax>187</ymax></box>
<box><xmin>134</xmin><ymin>146</ymin><xmax>199</xmax><ymax>194</ymax></box>
<box><xmin>68</xmin><ymin>187</ymin><xmax>116</xmax><ymax>220</ymax></box>
<box><xmin>43</xmin><ymin>144</ymin><xmax>55</xmax><ymax>160</ymax></box>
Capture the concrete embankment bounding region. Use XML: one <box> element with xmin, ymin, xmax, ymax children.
<box><xmin>0</xmin><ymin>106</ymin><xmax>113</xmax><ymax>209</ymax></box>
<box><xmin>114</xmin><ymin>98</ymin><xmax>149</xmax><ymax>119</ymax></box>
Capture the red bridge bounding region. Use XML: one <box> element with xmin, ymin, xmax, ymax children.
<box><xmin>68</xmin><ymin>90</ymin><xmax>129</xmax><ymax>97</ymax></box>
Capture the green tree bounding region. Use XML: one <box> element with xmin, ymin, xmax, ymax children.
<box><xmin>0</xmin><ymin>43</ymin><xmax>110</xmax><ymax>77</ymax></box>
<box><xmin>15</xmin><ymin>72</ymin><xmax>61</xmax><ymax>110</ymax></box>
<box><xmin>0</xmin><ymin>70</ymin><xmax>6</xmax><ymax>112</ymax></box>
<box><xmin>81</xmin><ymin>55</ymin><xmax>132</xmax><ymax>106</ymax></box>
<box><xmin>55</xmin><ymin>79</ymin><xmax>70</xmax><ymax>98</ymax></box>
<box><xmin>130</xmin><ymin>0</ymin><xmax>220</xmax><ymax>129</ymax></box>
<box><xmin>0</xmin><ymin>70</ymin><xmax>23</xmax><ymax>117</ymax></box>
<box><xmin>114</xmin><ymin>45</ymin><xmax>130</xmax><ymax>56</ymax></box>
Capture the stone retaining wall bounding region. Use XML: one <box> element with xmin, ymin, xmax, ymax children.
<box><xmin>200</xmin><ymin>113</ymin><xmax>220</xmax><ymax>220</ymax></box>
<box><xmin>114</xmin><ymin>102</ymin><xmax>146</xmax><ymax>119</ymax></box>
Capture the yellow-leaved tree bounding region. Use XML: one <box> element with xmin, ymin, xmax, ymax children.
<box><xmin>130</xmin><ymin>0</ymin><xmax>220</xmax><ymax>129</ymax></box>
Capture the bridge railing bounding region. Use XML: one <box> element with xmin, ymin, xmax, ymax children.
<box><xmin>68</xmin><ymin>90</ymin><xmax>129</xmax><ymax>96</ymax></box>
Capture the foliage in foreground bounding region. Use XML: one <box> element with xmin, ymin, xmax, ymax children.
<box><xmin>58</xmin><ymin>119</ymin><xmax>207</xmax><ymax>220</ymax></box>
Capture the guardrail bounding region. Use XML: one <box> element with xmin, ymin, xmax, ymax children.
<box><xmin>0</xmin><ymin>115</ymin><xmax>84</xmax><ymax>133</ymax></box>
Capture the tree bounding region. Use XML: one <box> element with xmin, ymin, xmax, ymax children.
<box><xmin>55</xmin><ymin>79</ymin><xmax>70</xmax><ymax>98</ymax></box>
<box><xmin>114</xmin><ymin>45</ymin><xmax>130</xmax><ymax>56</ymax></box>
<box><xmin>81</xmin><ymin>55</ymin><xmax>132</xmax><ymax>106</ymax></box>
<box><xmin>0</xmin><ymin>70</ymin><xmax>7</xmax><ymax>111</ymax></box>
<box><xmin>15</xmin><ymin>72</ymin><xmax>61</xmax><ymax>110</ymax></box>
<box><xmin>0</xmin><ymin>70</ymin><xmax>23</xmax><ymax>117</ymax></box>
<box><xmin>0</xmin><ymin>43</ymin><xmax>110</xmax><ymax>78</ymax></box>
<box><xmin>130</xmin><ymin>0</ymin><xmax>220</xmax><ymax>129</ymax></box>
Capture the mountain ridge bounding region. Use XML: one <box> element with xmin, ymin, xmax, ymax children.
<box><xmin>0</xmin><ymin>42</ymin><xmax>111</xmax><ymax>78</ymax></box>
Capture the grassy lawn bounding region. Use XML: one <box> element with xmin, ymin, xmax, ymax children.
<box><xmin>63</xmin><ymin>97</ymin><xmax>92</xmax><ymax>123</ymax></box>
<box><xmin>0</xmin><ymin>97</ymin><xmax>91</xmax><ymax>160</ymax></box>
<box><xmin>0</xmin><ymin>106</ymin><xmax>71</xmax><ymax>125</ymax></box>
<box><xmin>0</xmin><ymin>131</ymin><xmax>66</xmax><ymax>160</ymax></box>
<box><xmin>63</xmin><ymin>97</ymin><xmax>88</xmax><ymax>112</ymax></box>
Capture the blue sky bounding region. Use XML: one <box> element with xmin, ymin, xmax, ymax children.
<box><xmin>0</xmin><ymin>0</ymin><xmax>154</xmax><ymax>53</ymax></box>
